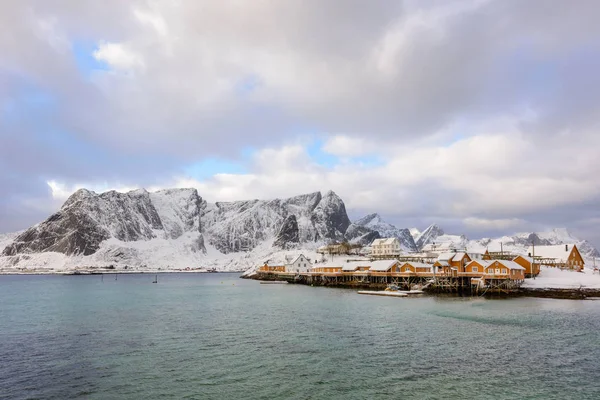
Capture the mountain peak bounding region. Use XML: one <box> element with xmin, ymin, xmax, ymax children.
<box><xmin>354</xmin><ymin>213</ymin><xmax>382</xmax><ymax>227</ymax></box>
<box><xmin>351</xmin><ymin>213</ymin><xmax>417</xmax><ymax>251</ymax></box>
<box><xmin>415</xmin><ymin>223</ymin><xmax>445</xmax><ymax>250</ymax></box>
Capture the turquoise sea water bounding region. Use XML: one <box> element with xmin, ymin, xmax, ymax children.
<box><xmin>1</xmin><ymin>273</ymin><xmax>600</xmax><ymax>399</ymax></box>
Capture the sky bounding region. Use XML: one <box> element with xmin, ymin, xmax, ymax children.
<box><xmin>1</xmin><ymin>0</ymin><xmax>600</xmax><ymax>246</ymax></box>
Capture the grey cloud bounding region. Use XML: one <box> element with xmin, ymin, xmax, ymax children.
<box><xmin>1</xmin><ymin>0</ymin><xmax>599</xmax><ymax>247</ymax></box>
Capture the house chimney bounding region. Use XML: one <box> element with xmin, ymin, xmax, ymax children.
<box><xmin>565</xmin><ymin>244</ymin><xmax>568</xmax><ymax>252</ymax></box>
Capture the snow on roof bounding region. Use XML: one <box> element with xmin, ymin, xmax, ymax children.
<box><xmin>489</xmin><ymin>260</ymin><xmax>525</xmax><ymax>270</ymax></box>
<box><xmin>437</xmin><ymin>253</ymin><xmax>456</xmax><ymax>261</ymax></box>
<box><xmin>369</xmin><ymin>260</ymin><xmax>399</xmax><ymax>271</ymax></box>
<box><xmin>526</xmin><ymin>244</ymin><xmax>577</xmax><ymax>262</ymax></box>
<box><xmin>371</xmin><ymin>238</ymin><xmax>399</xmax><ymax>246</ymax></box>
<box><xmin>452</xmin><ymin>252</ymin><xmax>467</xmax><ymax>260</ymax></box>
<box><xmin>403</xmin><ymin>262</ymin><xmax>433</xmax><ymax>269</ymax></box>
<box><xmin>513</xmin><ymin>255</ymin><xmax>533</xmax><ymax>263</ymax></box>
<box><xmin>288</xmin><ymin>254</ymin><xmax>311</xmax><ymax>265</ymax></box>
<box><xmin>466</xmin><ymin>260</ymin><xmax>492</xmax><ymax>267</ymax></box>
<box><xmin>436</xmin><ymin>260</ymin><xmax>449</xmax><ymax>267</ymax></box>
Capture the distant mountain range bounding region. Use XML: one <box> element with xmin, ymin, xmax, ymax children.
<box><xmin>0</xmin><ymin>188</ymin><xmax>597</xmax><ymax>272</ymax></box>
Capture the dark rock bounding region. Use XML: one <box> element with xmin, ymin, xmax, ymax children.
<box><xmin>274</xmin><ymin>215</ymin><xmax>300</xmax><ymax>248</ymax></box>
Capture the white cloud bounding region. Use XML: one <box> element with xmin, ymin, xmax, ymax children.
<box><xmin>2</xmin><ymin>0</ymin><xmax>600</xmax><ymax>247</ymax></box>
<box><xmin>93</xmin><ymin>41</ymin><xmax>144</xmax><ymax>71</ymax></box>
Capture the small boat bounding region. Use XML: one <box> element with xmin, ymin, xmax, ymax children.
<box><xmin>152</xmin><ymin>275</ymin><xmax>158</xmax><ymax>284</ymax></box>
<box><xmin>260</xmin><ymin>281</ymin><xmax>288</xmax><ymax>284</ymax></box>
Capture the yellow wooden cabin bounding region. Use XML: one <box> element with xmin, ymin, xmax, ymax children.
<box><xmin>258</xmin><ymin>264</ymin><xmax>286</xmax><ymax>273</ymax></box>
<box><xmin>312</xmin><ymin>266</ymin><xmax>342</xmax><ymax>274</ymax></box>
<box><xmin>512</xmin><ymin>255</ymin><xmax>540</xmax><ymax>276</ymax></box>
<box><xmin>399</xmin><ymin>262</ymin><xmax>434</xmax><ymax>275</ymax></box>
<box><xmin>450</xmin><ymin>252</ymin><xmax>472</xmax><ymax>272</ymax></box>
<box><xmin>368</xmin><ymin>260</ymin><xmax>402</xmax><ymax>275</ymax></box>
<box><xmin>526</xmin><ymin>244</ymin><xmax>585</xmax><ymax>271</ymax></box>
<box><xmin>484</xmin><ymin>260</ymin><xmax>525</xmax><ymax>280</ymax></box>
<box><xmin>464</xmin><ymin>260</ymin><xmax>491</xmax><ymax>276</ymax></box>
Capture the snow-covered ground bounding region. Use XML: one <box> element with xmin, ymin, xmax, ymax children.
<box><xmin>523</xmin><ymin>266</ymin><xmax>600</xmax><ymax>289</ymax></box>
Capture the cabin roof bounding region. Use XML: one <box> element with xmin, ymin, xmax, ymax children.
<box><xmin>288</xmin><ymin>254</ymin><xmax>311</xmax><ymax>265</ymax></box>
<box><xmin>525</xmin><ymin>244</ymin><xmax>578</xmax><ymax>262</ymax></box>
<box><xmin>453</xmin><ymin>252</ymin><xmax>468</xmax><ymax>260</ymax></box>
<box><xmin>489</xmin><ymin>260</ymin><xmax>525</xmax><ymax>270</ymax></box>
<box><xmin>466</xmin><ymin>260</ymin><xmax>492</xmax><ymax>268</ymax></box>
<box><xmin>437</xmin><ymin>253</ymin><xmax>456</xmax><ymax>262</ymax></box>
<box><xmin>313</xmin><ymin>264</ymin><xmax>341</xmax><ymax>270</ymax></box>
<box><xmin>513</xmin><ymin>255</ymin><xmax>533</xmax><ymax>263</ymax></box>
<box><xmin>402</xmin><ymin>262</ymin><xmax>433</xmax><ymax>269</ymax></box>
<box><xmin>369</xmin><ymin>260</ymin><xmax>400</xmax><ymax>271</ymax></box>
<box><xmin>371</xmin><ymin>237</ymin><xmax>399</xmax><ymax>246</ymax></box>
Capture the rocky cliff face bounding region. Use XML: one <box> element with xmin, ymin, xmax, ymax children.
<box><xmin>3</xmin><ymin>188</ymin><xmax>205</xmax><ymax>256</ymax></box>
<box><xmin>203</xmin><ymin>191</ymin><xmax>351</xmax><ymax>253</ymax></box>
<box><xmin>273</xmin><ymin>215</ymin><xmax>300</xmax><ymax>249</ymax></box>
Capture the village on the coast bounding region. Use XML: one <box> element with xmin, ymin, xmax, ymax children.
<box><xmin>255</xmin><ymin>238</ymin><xmax>590</xmax><ymax>294</ymax></box>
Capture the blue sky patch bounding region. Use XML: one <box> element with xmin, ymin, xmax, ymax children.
<box><xmin>72</xmin><ymin>40</ymin><xmax>108</xmax><ymax>78</ymax></box>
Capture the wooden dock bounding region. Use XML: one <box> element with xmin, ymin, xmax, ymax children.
<box><xmin>358</xmin><ymin>291</ymin><xmax>408</xmax><ymax>297</ymax></box>
<box><xmin>251</xmin><ymin>271</ymin><xmax>524</xmax><ymax>294</ymax></box>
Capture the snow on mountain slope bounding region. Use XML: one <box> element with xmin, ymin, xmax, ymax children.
<box><xmin>0</xmin><ymin>189</ymin><xmax>354</xmax><ymax>272</ymax></box>
<box><xmin>2</xmin><ymin>188</ymin><xmax>206</xmax><ymax>258</ymax></box>
<box><xmin>409</xmin><ymin>228</ymin><xmax>420</xmax><ymax>240</ymax></box>
<box><xmin>468</xmin><ymin>228</ymin><xmax>600</xmax><ymax>258</ymax></box>
<box><xmin>412</xmin><ymin>224</ymin><xmax>599</xmax><ymax>259</ymax></box>
<box><xmin>415</xmin><ymin>224</ymin><xmax>445</xmax><ymax>250</ymax></box>
<box><xmin>0</xmin><ymin>231</ymin><xmax>20</xmax><ymax>253</ymax></box>
<box><xmin>203</xmin><ymin>191</ymin><xmax>349</xmax><ymax>253</ymax></box>
<box><xmin>2</xmin><ymin>186</ymin><xmax>598</xmax><ymax>274</ymax></box>
<box><xmin>351</xmin><ymin>213</ymin><xmax>417</xmax><ymax>251</ymax></box>
<box><xmin>149</xmin><ymin>188</ymin><xmax>203</xmax><ymax>239</ymax></box>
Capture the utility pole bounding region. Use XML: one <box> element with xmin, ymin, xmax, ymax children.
<box><xmin>532</xmin><ymin>240</ymin><xmax>536</xmax><ymax>280</ymax></box>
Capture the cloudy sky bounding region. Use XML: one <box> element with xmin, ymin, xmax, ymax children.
<box><xmin>1</xmin><ymin>0</ymin><xmax>599</xmax><ymax>245</ymax></box>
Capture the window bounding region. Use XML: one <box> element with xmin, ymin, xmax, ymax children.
<box><xmin>502</xmin><ymin>269</ymin><xmax>507</xmax><ymax>274</ymax></box>
<box><xmin>495</xmin><ymin>268</ymin><xmax>500</xmax><ymax>274</ymax></box>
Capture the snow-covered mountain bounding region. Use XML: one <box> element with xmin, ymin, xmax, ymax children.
<box><xmin>469</xmin><ymin>228</ymin><xmax>600</xmax><ymax>258</ymax></box>
<box><xmin>0</xmin><ymin>188</ymin><xmax>355</xmax><ymax>272</ymax></box>
<box><xmin>415</xmin><ymin>224</ymin><xmax>445</xmax><ymax>250</ymax></box>
<box><xmin>411</xmin><ymin>224</ymin><xmax>599</xmax><ymax>259</ymax></box>
<box><xmin>1</xmin><ymin>188</ymin><xmax>598</xmax><ymax>273</ymax></box>
<box><xmin>351</xmin><ymin>213</ymin><xmax>417</xmax><ymax>251</ymax></box>
<box><xmin>3</xmin><ymin>188</ymin><xmax>205</xmax><ymax>257</ymax></box>
<box><xmin>202</xmin><ymin>190</ymin><xmax>350</xmax><ymax>253</ymax></box>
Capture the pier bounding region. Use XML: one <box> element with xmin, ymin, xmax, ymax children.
<box><xmin>251</xmin><ymin>270</ymin><xmax>524</xmax><ymax>295</ymax></box>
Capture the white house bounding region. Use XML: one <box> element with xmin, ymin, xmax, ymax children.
<box><xmin>285</xmin><ymin>254</ymin><xmax>313</xmax><ymax>273</ymax></box>
<box><xmin>370</xmin><ymin>238</ymin><xmax>402</xmax><ymax>256</ymax></box>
